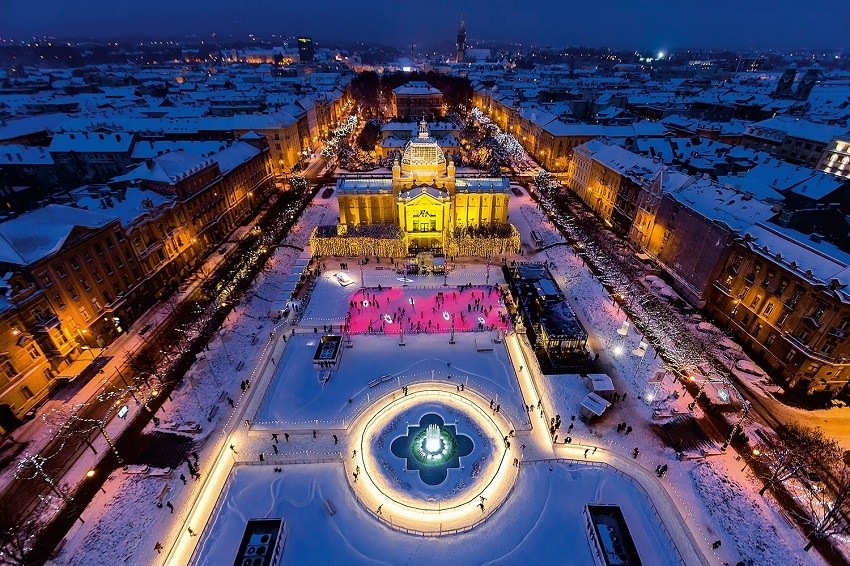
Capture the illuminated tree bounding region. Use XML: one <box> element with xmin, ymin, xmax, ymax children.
<box><xmin>756</xmin><ymin>424</ymin><xmax>835</xmax><ymax>496</ymax></box>
<box><xmin>800</xmin><ymin>454</ymin><xmax>850</xmax><ymax>551</ymax></box>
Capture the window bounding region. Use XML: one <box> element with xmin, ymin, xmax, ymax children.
<box><xmin>1</xmin><ymin>360</ymin><xmax>17</xmax><ymax>379</ymax></box>
<box><xmin>777</xmin><ymin>311</ymin><xmax>790</xmax><ymax>325</ymax></box>
<box><xmin>56</xmin><ymin>265</ymin><xmax>69</xmax><ymax>279</ymax></box>
<box><xmin>91</xmin><ymin>298</ymin><xmax>101</xmax><ymax>312</ymax></box>
<box><xmin>79</xmin><ymin>306</ymin><xmax>90</xmax><ymax>320</ymax></box>
<box><xmin>70</xmin><ymin>258</ymin><xmax>80</xmax><ymax>271</ymax></box>
<box><xmin>750</xmin><ymin>294</ymin><xmax>762</xmax><ymax>309</ymax></box>
<box><xmin>753</xmin><ymin>323</ymin><xmax>763</xmax><ymax>338</ymax></box>
<box><xmin>742</xmin><ymin>314</ymin><xmax>751</xmax><ymax>326</ymax></box>
<box><xmin>20</xmin><ymin>385</ymin><xmax>33</xmax><ymax>400</ymax></box>
<box><xmin>785</xmin><ymin>349</ymin><xmax>797</xmax><ymax>362</ymax></box>
<box><xmin>765</xmin><ymin>333</ymin><xmax>776</xmax><ymax>347</ymax></box>
<box><xmin>811</xmin><ymin>302</ymin><xmax>827</xmax><ymax>322</ymax></box>
<box><xmin>796</xmin><ymin>328</ymin><xmax>810</xmax><ymax>344</ymax></box>
<box><xmin>776</xmin><ymin>279</ymin><xmax>789</xmax><ymax>294</ymax></box>
<box><xmin>26</xmin><ymin>343</ymin><xmax>40</xmax><ymax>360</ymax></box>
<box><xmin>762</xmin><ymin>270</ymin><xmax>775</xmax><ymax>287</ymax></box>
<box><xmin>764</xmin><ymin>302</ymin><xmax>775</xmax><ymax>316</ymax></box>
<box><xmin>822</xmin><ymin>340</ymin><xmax>838</xmax><ymax>356</ymax></box>
<box><xmin>38</xmin><ymin>273</ymin><xmax>53</xmax><ymax>288</ymax></box>
<box><xmin>105</xmin><ymin>237</ymin><xmax>114</xmax><ymax>249</ymax></box>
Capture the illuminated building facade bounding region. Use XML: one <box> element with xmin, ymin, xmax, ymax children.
<box><xmin>335</xmin><ymin>121</ymin><xmax>511</xmax><ymax>253</ymax></box>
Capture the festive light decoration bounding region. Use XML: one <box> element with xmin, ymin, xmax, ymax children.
<box><xmin>310</xmin><ymin>224</ymin><xmax>408</xmax><ymax>257</ymax></box>
<box><xmin>321</xmin><ymin>115</ymin><xmax>358</xmax><ymax>162</ymax></box>
<box><xmin>465</xmin><ymin>107</ymin><xmax>529</xmax><ymax>170</ymax></box>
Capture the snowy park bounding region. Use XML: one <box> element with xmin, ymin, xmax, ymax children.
<box><xmin>47</xmin><ymin>185</ymin><xmax>840</xmax><ymax>566</ymax></box>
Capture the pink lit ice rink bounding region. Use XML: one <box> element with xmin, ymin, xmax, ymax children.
<box><xmin>343</xmin><ymin>286</ymin><xmax>510</xmax><ymax>334</ymax></box>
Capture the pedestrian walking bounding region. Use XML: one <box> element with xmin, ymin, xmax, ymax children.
<box><xmin>273</xmin><ymin>445</ymin><xmax>278</xmax><ymax>455</ymax></box>
<box><xmin>353</xmin><ymin>449</ymin><xmax>357</xmax><ymax>458</ymax></box>
<box><xmin>155</xmin><ymin>542</ymin><xmax>163</xmax><ymax>554</ymax></box>
<box><xmin>272</xmin><ymin>433</ymin><xmax>279</xmax><ymax>443</ymax></box>
<box><xmin>495</xmin><ymin>404</ymin><xmax>500</xmax><ymax>413</ymax></box>
<box><xmin>230</xmin><ymin>444</ymin><xmax>237</xmax><ymax>454</ymax></box>
<box><xmin>333</xmin><ymin>434</ymin><xmax>338</xmax><ymax>444</ymax></box>
<box><xmin>490</xmin><ymin>399</ymin><xmax>494</xmax><ymax>409</ymax></box>
<box><xmin>166</xmin><ymin>501</ymin><xmax>174</xmax><ymax>513</ymax></box>
<box><xmin>633</xmin><ymin>447</ymin><xmax>639</xmax><ymax>459</ymax></box>
<box><xmin>711</xmin><ymin>540</ymin><xmax>721</xmax><ymax>550</ymax></box>
<box><xmin>584</xmin><ymin>448</ymin><xmax>589</xmax><ymax>458</ymax></box>
<box><xmin>313</xmin><ymin>430</ymin><xmax>317</xmax><ymax>438</ymax></box>
<box><xmin>625</xmin><ymin>426</ymin><xmax>632</xmax><ymax>435</ymax></box>
<box><xmin>227</xmin><ymin>397</ymin><xmax>234</xmax><ymax>407</ymax></box>
<box><xmin>259</xmin><ymin>453</ymin><xmax>264</xmax><ymax>463</ymax></box>
<box><xmin>376</xmin><ymin>505</ymin><xmax>383</xmax><ymax>515</ymax></box>
<box><xmin>284</xmin><ymin>433</ymin><xmax>289</xmax><ymax>442</ymax></box>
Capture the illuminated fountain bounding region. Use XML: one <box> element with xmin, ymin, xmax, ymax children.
<box><xmin>424</xmin><ymin>423</ymin><xmax>442</xmax><ymax>454</ymax></box>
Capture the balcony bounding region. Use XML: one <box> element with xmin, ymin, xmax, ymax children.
<box><xmin>802</xmin><ymin>315</ymin><xmax>822</xmax><ymax>329</ymax></box>
<box><xmin>828</xmin><ymin>328</ymin><xmax>848</xmax><ymax>339</ymax></box>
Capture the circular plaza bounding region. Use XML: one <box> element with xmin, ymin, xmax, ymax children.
<box><xmin>348</xmin><ymin>381</ymin><xmax>519</xmax><ymax>534</ymax></box>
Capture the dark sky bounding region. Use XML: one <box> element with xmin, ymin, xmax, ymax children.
<box><xmin>1</xmin><ymin>0</ymin><xmax>848</xmax><ymax>50</ymax></box>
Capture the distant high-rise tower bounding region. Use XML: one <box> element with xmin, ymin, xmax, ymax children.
<box><xmin>297</xmin><ymin>37</ymin><xmax>315</xmax><ymax>63</ymax></box>
<box><xmin>456</xmin><ymin>17</ymin><xmax>466</xmax><ymax>63</ymax></box>
<box><xmin>773</xmin><ymin>65</ymin><xmax>797</xmax><ymax>99</ymax></box>
<box><xmin>794</xmin><ymin>66</ymin><xmax>819</xmax><ymax>101</ymax></box>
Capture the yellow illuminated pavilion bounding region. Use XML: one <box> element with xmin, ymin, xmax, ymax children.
<box><xmin>336</xmin><ymin>121</ymin><xmax>512</xmax><ymax>253</ymax></box>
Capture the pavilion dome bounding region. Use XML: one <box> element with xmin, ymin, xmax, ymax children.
<box><xmin>401</xmin><ymin>121</ymin><xmax>447</xmax><ymax>169</ymax></box>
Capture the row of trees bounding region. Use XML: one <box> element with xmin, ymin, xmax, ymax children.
<box><xmin>754</xmin><ymin>423</ymin><xmax>850</xmax><ymax>551</ymax></box>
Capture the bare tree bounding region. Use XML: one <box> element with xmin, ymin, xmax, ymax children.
<box><xmin>42</xmin><ymin>404</ymin><xmax>101</xmax><ymax>456</ymax></box>
<box><xmin>801</xmin><ymin>455</ymin><xmax>850</xmax><ymax>551</ymax></box>
<box><xmin>0</xmin><ymin>499</ymin><xmax>44</xmax><ymax>566</ymax></box>
<box><xmin>757</xmin><ymin>424</ymin><xmax>836</xmax><ymax>496</ymax></box>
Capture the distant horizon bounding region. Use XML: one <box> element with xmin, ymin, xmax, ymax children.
<box><xmin>1</xmin><ymin>0</ymin><xmax>849</xmax><ymax>51</ymax></box>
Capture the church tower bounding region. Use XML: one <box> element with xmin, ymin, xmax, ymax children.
<box><xmin>456</xmin><ymin>16</ymin><xmax>467</xmax><ymax>63</ymax></box>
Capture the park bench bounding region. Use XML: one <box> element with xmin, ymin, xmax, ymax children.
<box><xmin>324</xmin><ymin>499</ymin><xmax>336</xmax><ymax>516</ymax></box>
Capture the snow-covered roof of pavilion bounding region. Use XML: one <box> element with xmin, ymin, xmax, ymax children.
<box><xmin>400</xmin><ymin>121</ymin><xmax>446</xmax><ymax>168</ymax></box>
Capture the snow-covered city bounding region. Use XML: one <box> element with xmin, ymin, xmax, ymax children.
<box><xmin>2</xmin><ymin>3</ymin><xmax>850</xmax><ymax>566</ymax></box>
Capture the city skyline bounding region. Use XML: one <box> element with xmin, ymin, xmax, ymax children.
<box><xmin>1</xmin><ymin>0</ymin><xmax>849</xmax><ymax>50</ymax></box>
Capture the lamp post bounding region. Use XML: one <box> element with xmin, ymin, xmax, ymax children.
<box><xmin>86</xmin><ymin>469</ymin><xmax>106</xmax><ymax>494</ymax></box>
<box><xmin>741</xmin><ymin>448</ymin><xmax>761</xmax><ymax>472</ymax></box>
<box><xmin>75</xmin><ymin>327</ymin><xmax>91</xmax><ymax>349</ymax></box>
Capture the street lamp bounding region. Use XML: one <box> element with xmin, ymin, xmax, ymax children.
<box><xmin>741</xmin><ymin>448</ymin><xmax>761</xmax><ymax>472</ymax></box>
<box><xmin>75</xmin><ymin>328</ymin><xmax>90</xmax><ymax>348</ymax></box>
<box><xmin>86</xmin><ymin>469</ymin><xmax>106</xmax><ymax>493</ymax></box>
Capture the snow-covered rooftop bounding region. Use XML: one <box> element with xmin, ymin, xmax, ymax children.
<box><xmin>0</xmin><ymin>204</ymin><xmax>115</xmax><ymax>266</ymax></box>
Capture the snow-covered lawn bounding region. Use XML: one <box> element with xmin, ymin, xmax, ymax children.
<box><xmin>193</xmin><ymin>461</ymin><xmax>682</xmax><ymax>566</ymax></box>
<box><xmin>255</xmin><ymin>333</ymin><xmax>526</xmax><ymax>429</ymax></box>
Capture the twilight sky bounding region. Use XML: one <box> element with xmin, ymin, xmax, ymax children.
<box><xmin>1</xmin><ymin>0</ymin><xmax>848</xmax><ymax>50</ymax></box>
